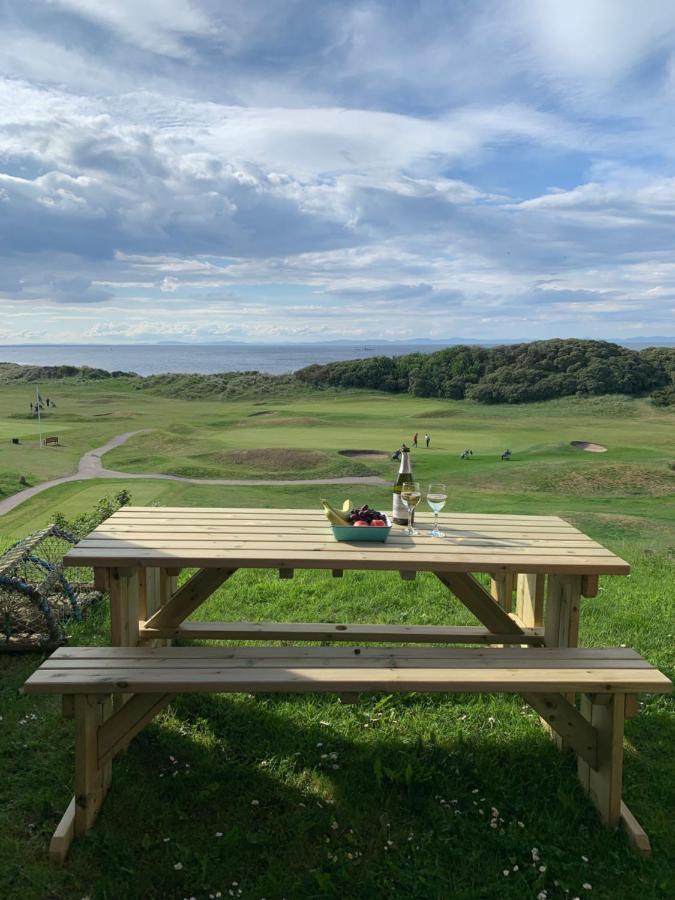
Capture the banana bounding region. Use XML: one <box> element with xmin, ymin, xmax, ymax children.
<box><xmin>341</xmin><ymin>499</ymin><xmax>351</xmax><ymax>512</ymax></box>
<box><xmin>321</xmin><ymin>499</ymin><xmax>351</xmax><ymax>525</ymax></box>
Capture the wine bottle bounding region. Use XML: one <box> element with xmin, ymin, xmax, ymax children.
<box><xmin>392</xmin><ymin>443</ymin><xmax>412</xmax><ymax>525</ymax></box>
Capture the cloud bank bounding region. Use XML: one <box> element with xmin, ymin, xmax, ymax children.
<box><xmin>0</xmin><ymin>0</ymin><xmax>674</xmax><ymax>342</ymax></box>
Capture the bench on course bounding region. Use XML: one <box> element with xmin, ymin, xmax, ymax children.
<box><xmin>44</xmin><ymin>436</ymin><xmax>59</xmax><ymax>446</ymax></box>
<box><xmin>23</xmin><ymin>644</ymin><xmax>671</xmax><ymax>862</ymax></box>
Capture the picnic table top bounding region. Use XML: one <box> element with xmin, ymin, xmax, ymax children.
<box><xmin>63</xmin><ymin>506</ymin><xmax>630</xmax><ymax>575</ymax></box>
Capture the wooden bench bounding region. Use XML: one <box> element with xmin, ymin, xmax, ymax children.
<box><xmin>44</xmin><ymin>436</ymin><xmax>59</xmax><ymax>446</ymax></box>
<box><xmin>23</xmin><ymin>645</ymin><xmax>671</xmax><ymax>861</ymax></box>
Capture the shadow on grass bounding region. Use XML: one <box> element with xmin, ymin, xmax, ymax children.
<box><xmin>51</xmin><ymin>690</ymin><xmax>673</xmax><ymax>900</ymax></box>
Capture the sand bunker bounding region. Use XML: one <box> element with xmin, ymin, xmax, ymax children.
<box><xmin>339</xmin><ymin>449</ymin><xmax>389</xmax><ymax>459</ymax></box>
<box><xmin>571</xmin><ymin>441</ymin><xmax>607</xmax><ymax>453</ymax></box>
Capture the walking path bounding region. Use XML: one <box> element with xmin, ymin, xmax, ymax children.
<box><xmin>0</xmin><ymin>431</ymin><xmax>387</xmax><ymax>516</ymax></box>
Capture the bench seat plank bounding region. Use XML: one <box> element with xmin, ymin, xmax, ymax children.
<box><xmin>24</xmin><ymin>647</ymin><xmax>672</xmax><ymax>695</ymax></box>
<box><xmin>48</xmin><ymin>645</ymin><xmax>645</xmax><ymax>660</ymax></box>
<box><xmin>139</xmin><ymin>621</ymin><xmax>546</xmax><ymax>644</ymax></box>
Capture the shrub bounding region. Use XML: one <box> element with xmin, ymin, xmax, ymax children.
<box><xmin>52</xmin><ymin>489</ymin><xmax>131</xmax><ymax>539</ymax></box>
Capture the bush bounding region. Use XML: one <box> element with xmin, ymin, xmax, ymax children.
<box><xmin>52</xmin><ymin>489</ymin><xmax>131</xmax><ymax>539</ymax></box>
<box><xmin>296</xmin><ymin>339</ymin><xmax>674</xmax><ymax>404</ymax></box>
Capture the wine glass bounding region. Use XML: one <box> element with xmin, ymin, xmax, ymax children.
<box><xmin>400</xmin><ymin>481</ymin><xmax>421</xmax><ymax>536</ymax></box>
<box><xmin>426</xmin><ymin>482</ymin><xmax>447</xmax><ymax>537</ymax></box>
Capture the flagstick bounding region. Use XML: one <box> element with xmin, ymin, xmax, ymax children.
<box><xmin>36</xmin><ymin>385</ymin><xmax>43</xmax><ymax>448</ymax></box>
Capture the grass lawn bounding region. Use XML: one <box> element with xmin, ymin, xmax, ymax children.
<box><xmin>0</xmin><ymin>382</ymin><xmax>673</xmax><ymax>899</ymax></box>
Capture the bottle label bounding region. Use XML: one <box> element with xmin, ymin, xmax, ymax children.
<box><xmin>392</xmin><ymin>491</ymin><xmax>408</xmax><ymax>524</ymax></box>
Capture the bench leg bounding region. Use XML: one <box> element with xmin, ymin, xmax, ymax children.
<box><xmin>578</xmin><ymin>693</ymin><xmax>624</xmax><ymax>829</ymax></box>
<box><xmin>72</xmin><ymin>694</ymin><xmax>112</xmax><ymax>841</ymax></box>
<box><xmin>49</xmin><ymin>798</ymin><xmax>76</xmax><ymax>862</ymax></box>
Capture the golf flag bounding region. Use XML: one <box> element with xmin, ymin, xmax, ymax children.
<box><xmin>35</xmin><ymin>385</ymin><xmax>43</xmax><ymax>447</ymax></box>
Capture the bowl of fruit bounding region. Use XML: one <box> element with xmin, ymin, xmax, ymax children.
<box><xmin>321</xmin><ymin>499</ymin><xmax>392</xmax><ymax>542</ymax></box>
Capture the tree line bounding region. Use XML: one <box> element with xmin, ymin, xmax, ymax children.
<box><xmin>2</xmin><ymin>340</ymin><xmax>674</xmax><ymax>405</ymax></box>
<box><xmin>296</xmin><ymin>339</ymin><xmax>675</xmax><ymax>404</ymax></box>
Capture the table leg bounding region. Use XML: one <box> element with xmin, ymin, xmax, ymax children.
<box><xmin>543</xmin><ymin>575</ymin><xmax>582</xmax><ymax>749</ymax></box>
<box><xmin>544</xmin><ymin>575</ymin><xmax>581</xmax><ymax>651</ymax></box>
<box><xmin>490</xmin><ymin>573</ymin><xmax>514</xmax><ymax>612</ymax></box>
<box><xmin>515</xmin><ymin>574</ymin><xmax>545</xmax><ymax>628</ymax></box>
<box><xmin>108</xmin><ymin>567</ymin><xmax>141</xmax><ymax>647</ymax></box>
<box><xmin>139</xmin><ymin>567</ymin><xmax>176</xmax><ymax>647</ymax></box>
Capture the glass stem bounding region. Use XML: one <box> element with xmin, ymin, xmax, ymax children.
<box><xmin>434</xmin><ymin>512</ymin><xmax>438</xmax><ymax>533</ymax></box>
<box><xmin>410</xmin><ymin>508</ymin><xmax>415</xmax><ymax>531</ymax></box>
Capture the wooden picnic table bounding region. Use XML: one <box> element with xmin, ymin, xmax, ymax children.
<box><xmin>43</xmin><ymin>506</ymin><xmax>667</xmax><ymax>861</ymax></box>
<box><xmin>63</xmin><ymin>506</ymin><xmax>630</xmax><ymax>651</ymax></box>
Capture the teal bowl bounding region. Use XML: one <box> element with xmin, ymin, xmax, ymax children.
<box><xmin>330</xmin><ymin>514</ymin><xmax>392</xmax><ymax>542</ymax></box>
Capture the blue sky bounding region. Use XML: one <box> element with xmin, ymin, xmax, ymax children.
<box><xmin>1</xmin><ymin>0</ymin><xmax>675</xmax><ymax>344</ymax></box>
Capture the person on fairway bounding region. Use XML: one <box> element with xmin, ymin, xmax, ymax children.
<box><xmin>412</xmin><ymin>432</ymin><xmax>418</xmax><ymax>447</ymax></box>
<box><xmin>424</xmin><ymin>432</ymin><xmax>430</xmax><ymax>448</ymax></box>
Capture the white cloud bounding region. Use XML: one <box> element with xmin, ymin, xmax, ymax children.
<box><xmin>0</xmin><ymin>2</ymin><xmax>675</xmax><ymax>341</ymax></box>
<box><xmin>47</xmin><ymin>0</ymin><xmax>213</xmax><ymax>57</ymax></box>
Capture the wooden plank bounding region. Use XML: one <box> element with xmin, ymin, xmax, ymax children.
<box><xmin>399</xmin><ymin>570</ymin><xmax>416</xmax><ymax>580</ymax></box>
<box><xmin>516</xmin><ymin>574</ymin><xmax>545</xmax><ymax>627</ymax></box>
<box><xmin>490</xmin><ymin>572</ymin><xmax>514</xmax><ymax>613</ymax></box>
<box><xmin>23</xmin><ymin>666</ymin><xmax>672</xmax><ymax>695</ymax></box>
<box><xmin>96</xmin><ymin>523</ymin><xmax>597</xmax><ymax>539</ymax></box>
<box><xmin>49</xmin><ymin>797</ymin><xmax>75</xmax><ymax>863</ymax></box>
<box><xmin>62</xmin><ymin>694</ymin><xmax>75</xmax><ymax>719</ymax></box>
<box><xmin>74</xmin><ymin>538</ymin><xmax>620</xmax><ymax>555</ymax></box>
<box><xmin>44</xmin><ymin>655</ymin><xmax>655</xmax><ymax>671</ymax></box>
<box><xmin>590</xmin><ymin>693</ymin><xmax>625</xmax><ymax>827</ymax></box>
<box><xmin>73</xmin><ymin>695</ymin><xmax>104</xmax><ymax>834</ymax></box>
<box><xmin>113</xmin><ymin>507</ymin><xmax>570</xmax><ymax>522</ymax></box>
<box><xmin>278</xmin><ymin>568</ymin><xmax>294</xmax><ymax>579</ymax></box>
<box><xmin>582</xmin><ymin>574</ymin><xmax>600</xmax><ymax>598</ymax></box>
<box><xmin>136</xmin><ymin>568</ymin><xmax>148</xmax><ymax>621</ymax></box>
<box><xmin>143</xmin><ymin>568</ymin><xmax>236</xmax><ymax>630</ymax></box>
<box><xmin>109</xmin><ymin>568</ymin><xmax>140</xmax><ymax>648</ymax></box>
<box><xmin>98</xmin><ymin>692</ymin><xmax>174</xmax><ymax>766</ymax></box>
<box><xmin>331</xmin><ymin>569</ymin><xmax>343</xmax><ymax>578</ymax></box>
<box><xmin>64</xmin><ymin>548</ymin><xmax>629</xmax><ymax>575</ymax></box>
<box><xmin>620</xmin><ymin>801</ymin><xmax>651</xmax><ymax>856</ymax></box>
<box><xmin>521</xmin><ymin>692</ymin><xmax>598</xmax><ymax>767</ymax></box>
<box><xmin>90</xmin><ymin>529</ymin><xmax>603</xmax><ymax>546</ymax></box>
<box><xmin>93</xmin><ymin>568</ymin><xmax>109</xmax><ymax>591</ymax></box>
<box><xmin>436</xmin><ymin>572</ymin><xmax>525</xmax><ymax>634</ymax></box>
<box><xmin>47</xmin><ymin>645</ymin><xmax>645</xmax><ymax>660</ymax></box>
<box><xmin>140</xmin><ymin>620</ymin><xmax>546</xmax><ymax>645</ymax></box>
<box><xmin>624</xmin><ymin>694</ymin><xmax>639</xmax><ymax>719</ymax></box>
<box><xmin>545</xmin><ymin>575</ymin><xmax>582</xmax><ymax>650</ymax></box>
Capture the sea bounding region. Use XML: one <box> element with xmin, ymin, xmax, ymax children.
<box><xmin>0</xmin><ymin>342</ymin><xmax>451</xmax><ymax>377</ymax></box>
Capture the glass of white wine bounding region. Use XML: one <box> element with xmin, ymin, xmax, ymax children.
<box><xmin>426</xmin><ymin>482</ymin><xmax>447</xmax><ymax>536</ymax></box>
<box><xmin>400</xmin><ymin>481</ymin><xmax>422</xmax><ymax>535</ymax></box>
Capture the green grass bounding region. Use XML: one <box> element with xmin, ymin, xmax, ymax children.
<box><xmin>0</xmin><ymin>382</ymin><xmax>674</xmax><ymax>899</ymax></box>
<box><xmin>1</xmin><ymin>546</ymin><xmax>673</xmax><ymax>900</ymax></box>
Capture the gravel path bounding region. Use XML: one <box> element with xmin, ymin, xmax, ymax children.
<box><xmin>0</xmin><ymin>430</ymin><xmax>386</xmax><ymax>516</ymax></box>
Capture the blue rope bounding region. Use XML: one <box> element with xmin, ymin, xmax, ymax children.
<box><xmin>0</xmin><ymin>572</ymin><xmax>64</xmax><ymax>646</ymax></box>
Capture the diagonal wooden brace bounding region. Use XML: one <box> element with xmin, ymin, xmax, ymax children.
<box><xmin>143</xmin><ymin>568</ymin><xmax>236</xmax><ymax>630</ymax></box>
<box><xmin>436</xmin><ymin>572</ymin><xmax>525</xmax><ymax>635</ymax></box>
<box><xmin>521</xmin><ymin>691</ymin><xmax>597</xmax><ymax>768</ymax></box>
